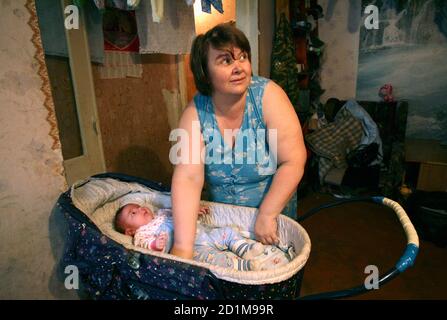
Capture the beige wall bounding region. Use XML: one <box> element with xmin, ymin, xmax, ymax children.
<box><xmin>92</xmin><ymin>55</ymin><xmax>179</xmax><ymax>186</ymax></box>
<box><xmin>319</xmin><ymin>0</ymin><xmax>360</xmax><ymax>103</ymax></box>
<box><xmin>0</xmin><ymin>0</ymin><xmax>70</xmax><ymax>299</ymax></box>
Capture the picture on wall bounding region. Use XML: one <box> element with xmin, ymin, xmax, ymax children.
<box><xmin>357</xmin><ymin>0</ymin><xmax>447</xmax><ymax>144</ymax></box>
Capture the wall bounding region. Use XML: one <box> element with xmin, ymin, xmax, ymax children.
<box><xmin>0</xmin><ymin>0</ymin><xmax>70</xmax><ymax>299</ymax></box>
<box><xmin>318</xmin><ymin>0</ymin><xmax>360</xmax><ymax>103</ymax></box>
<box><xmin>92</xmin><ymin>55</ymin><xmax>179</xmax><ymax>186</ymax></box>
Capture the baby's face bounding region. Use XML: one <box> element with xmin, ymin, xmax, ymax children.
<box><xmin>120</xmin><ymin>204</ymin><xmax>154</xmax><ymax>232</ymax></box>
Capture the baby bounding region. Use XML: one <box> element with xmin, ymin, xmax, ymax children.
<box><xmin>114</xmin><ymin>203</ymin><xmax>292</xmax><ymax>271</ymax></box>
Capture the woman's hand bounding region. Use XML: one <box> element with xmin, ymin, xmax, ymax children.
<box><xmin>254</xmin><ymin>213</ymin><xmax>279</xmax><ymax>245</ymax></box>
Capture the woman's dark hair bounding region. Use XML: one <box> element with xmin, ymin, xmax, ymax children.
<box><xmin>190</xmin><ymin>23</ymin><xmax>251</xmax><ymax>96</ymax></box>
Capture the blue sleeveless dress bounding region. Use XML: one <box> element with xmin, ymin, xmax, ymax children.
<box><xmin>194</xmin><ymin>76</ymin><xmax>297</xmax><ymax>219</ymax></box>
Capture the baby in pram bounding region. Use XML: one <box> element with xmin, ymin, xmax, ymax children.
<box><xmin>114</xmin><ymin>203</ymin><xmax>292</xmax><ymax>271</ymax></box>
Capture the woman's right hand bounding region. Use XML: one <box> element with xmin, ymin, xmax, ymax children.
<box><xmin>254</xmin><ymin>213</ymin><xmax>279</xmax><ymax>245</ymax></box>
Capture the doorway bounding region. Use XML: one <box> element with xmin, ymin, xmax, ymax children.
<box><xmin>35</xmin><ymin>0</ymin><xmax>105</xmax><ymax>185</ymax></box>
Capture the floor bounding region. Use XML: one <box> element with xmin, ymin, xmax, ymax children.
<box><xmin>296</xmin><ymin>192</ymin><xmax>447</xmax><ymax>300</ymax></box>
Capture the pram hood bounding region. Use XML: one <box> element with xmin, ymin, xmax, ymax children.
<box><xmin>70</xmin><ymin>177</ymin><xmax>311</xmax><ymax>285</ymax></box>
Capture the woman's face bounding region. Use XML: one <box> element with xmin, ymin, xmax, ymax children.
<box><xmin>207</xmin><ymin>46</ymin><xmax>252</xmax><ymax>97</ymax></box>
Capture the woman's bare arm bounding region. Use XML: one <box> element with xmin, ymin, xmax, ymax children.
<box><xmin>255</xmin><ymin>81</ymin><xmax>307</xmax><ymax>244</ymax></box>
<box><xmin>170</xmin><ymin>102</ymin><xmax>205</xmax><ymax>259</ymax></box>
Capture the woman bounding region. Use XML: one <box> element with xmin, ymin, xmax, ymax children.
<box><xmin>170</xmin><ymin>23</ymin><xmax>306</xmax><ymax>259</ymax></box>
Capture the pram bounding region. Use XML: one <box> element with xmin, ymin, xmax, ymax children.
<box><xmin>56</xmin><ymin>173</ymin><xmax>419</xmax><ymax>300</ymax></box>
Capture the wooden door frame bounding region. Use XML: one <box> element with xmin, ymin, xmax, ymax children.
<box><xmin>60</xmin><ymin>0</ymin><xmax>106</xmax><ymax>184</ymax></box>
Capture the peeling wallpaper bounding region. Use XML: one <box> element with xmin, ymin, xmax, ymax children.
<box><xmin>0</xmin><ymin>0</ymin><xmax>68</xmax><ymax>298</ymax></box>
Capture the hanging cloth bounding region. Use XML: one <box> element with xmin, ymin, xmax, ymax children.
<box><xmin>135</xmin><ymin>0</ymin><xmax>195</xmax><ymax>54</ymax></box>
<box><xmin>201</xmin><ymin>0</ymin><xmax>223</xmax><ymax>14</ymax></box>
<box><xmin>92</xmin><ymin>0</ymin><xmax>142</xmax><ymax>11</ymax></box>
<box><xmin>151</xmin><ymin>0</ymin><xmax>164</xmax><ymax>22</ymax></box>
<box><xmin>36</xmin><ymin>0</ymin><xmax>104</xmax><ymax>63</ymax></box>
<box><xmin>325</xmin><ymin>0</ymin><xmax>361</xmax><ymax>33</ymax></box>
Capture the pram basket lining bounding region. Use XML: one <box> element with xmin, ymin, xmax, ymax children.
<box><xmin>70</xmin><ymin>177</ymin><xmax>311</xmax><ymax>285</ymax></box>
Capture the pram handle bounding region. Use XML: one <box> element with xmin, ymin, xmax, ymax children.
<box><xmin>296</xmin><ymin>196</ymin><xmax>419</xmax><ymax>300</ymax></box>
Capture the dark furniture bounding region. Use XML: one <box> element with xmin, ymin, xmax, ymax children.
<box><xmin>311</xmin><ymin>100</ymin><xmax>409</xmax><ymax>199</ymax></box>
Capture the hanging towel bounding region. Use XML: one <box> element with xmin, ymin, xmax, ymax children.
<box><xmin>135</xmin><ymin>0</ymin><xmax>195</xmax><ymax>54</ymax></box>
<box><xmin>325</xmin><ymin>0</ymin><xmax>361</xmax><ymax>33</ymax></box>
<box><xmin>127</xmin><ymin>0</ymin><xmax>142</xmax><ymax>9</ymax></box>
<box><xmin>36</xmin><ymin>0</ymin><xmax>104</xmax><ymax>64</ymax></box>
<box><xmin>347</xmin><ymin>0</ymin><xmax>361</xmax><ymax>33</ymax></box>
<box><xmin>93</xmin><ymin>0</ymin><xmax>142</xmax><ymax>10</ymax></box>
<box><xmin>201</xmin><ymin>0</ymin><xmax>223</xmax><ymax>14</ymax></box>
<box><xmin>151</xmin><ymin>0</ymin><xmax>164</xmax><ymax>22</ymax></box>
<box><xmin>325</xmin><ymin>0</ymin><xmax>337</xmax><ymax>21</ymax></box>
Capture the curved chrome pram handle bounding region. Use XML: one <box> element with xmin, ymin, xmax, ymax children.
<box><xmin>296</xmin><ymin>196</ymin><xmax>419</xmax><ymax>300</ymax></box>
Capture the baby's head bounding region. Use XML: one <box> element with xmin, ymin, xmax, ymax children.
<box><xmin>114</xmin><ymin>203</ymin><xmax>154</xmax><ymax>236</ymax></box>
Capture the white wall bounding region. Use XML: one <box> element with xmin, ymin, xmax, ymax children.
<box><xmin>0</xmin><ymin>0</ymin><xmax>70</xmax><ymax>299</ymax></box>
<box><xmin>319</xmin><ymin>0</ymin><xmax>360</xmax><ymax>103</ymax></box>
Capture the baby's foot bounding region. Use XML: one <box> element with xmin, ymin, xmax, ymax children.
<box><xmin>231</xmin><ymin>240</ymin><xmax>265</xmax><ymax>259</ymax></box>
<box><xmin>243</xmin><ymin>242</ymin><xmax>265</xmax><ymax>259</ymax></box>
<box><xmin>247</xmin><ymin>259</ymin><xmax>261</xmax><ymax>271</ymax></box>
<box><xmin>248</xmin><ymin>245</ymin><xmax>291</xmax><ymax>271</ymax></box>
